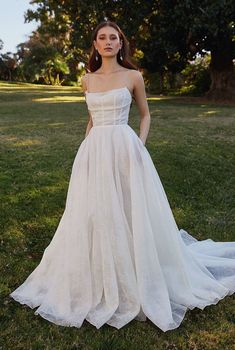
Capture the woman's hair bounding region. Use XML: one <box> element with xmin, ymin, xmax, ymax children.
<box><xmin>87</xmin><ymin>20</ymin><xmax>138</xmax><ymax>72</ymax></box>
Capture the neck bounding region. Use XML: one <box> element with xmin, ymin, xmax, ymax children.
<box><xmin>99</xmin><ymin>56</ymin><xmax>122</xmax><ymax>74</ymax></box>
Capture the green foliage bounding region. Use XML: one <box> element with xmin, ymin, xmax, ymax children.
<box><xmin>0</xmin><ymin>53</ymin><xmax>18</xmax><ymax>81</ymax></box>
<box><xmin>2</xmin><ymin>0</ymin><xmax>235</xmax><ymax>96</ymax></box>
<box><xmin>154</xmin><ymin>1</ymin><xmax>235</xmax><ymax>99</ymax></box>
<box><xmin>179</xmin><ymin>55</ymin><xmax>211</xmax><ymax>96</ymax></box>
<box><xmin>24</xmin><ymin>0</ymin><xmax>235</xmax><ymax>99</ymax></box>
<box><xmin>17</xmin><ymin>31</ymin><xmax>70</xmax><ymax>85</ymax></box>
<box><xmin>155</xmin><ymin>0</ymin><xmax>235</xmax><ymax>56</ymax></box>
<box><xmin>143</xmin><ymin>71</ymin><xmax>164</xmax><ymax>94</ymax></box>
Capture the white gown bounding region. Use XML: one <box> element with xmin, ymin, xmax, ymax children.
<box><xmin>10</xmin><ymin>87</ymin><xmax>235</xmax><ymax>332</ymax></box>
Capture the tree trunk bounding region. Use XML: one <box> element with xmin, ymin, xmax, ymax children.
<box><xmin>206</xmin><ymin>43</ymin><xmax>235</xmax><ymax>102</ymax></box>
<box><xmin>159</xmin><ymin>71</ymin><xmax>164</xmax><ymax>93</ymax></box>
<box><xmin>8</xmin><ymin>69</ymin><xmax>12</xmax><ymax>81</ymax></box>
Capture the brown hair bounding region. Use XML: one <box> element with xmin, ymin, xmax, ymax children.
<box><xmin>87</xmin><ymin>21</ymin><xmax>138</xmax><ymax>72</ymax></box>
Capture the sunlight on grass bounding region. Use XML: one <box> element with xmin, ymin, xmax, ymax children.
<box><xmin>147</xmin><ymin>96</ymin><xmax>170</xmax><ymax>101</ymax></box>
<box><xmin>4</xmin><ymin>136</ymin><xmax>43</xmax><ymax>147</ymax></box>
<box><xmin>33</xmin><ymin>96</ymin><xmax>84</xmax><ymax>103</ymax></box>
<box><xmin>5</xmin><ymin>191</ymin><xmax>40</xmax><ymax>205</ymax></box>
<box><xmin>47</xmin><ymin>122</ymin><xmax>66</xmax><ymax>127</ymax></box>
<box><xmin>0</xmin><ymin>81</ymin><xmax>40</xmax><ymax>88</ymax></box>
<box><xmin>14</xmin><ymin>139</ymin><xmax>42</xmax><ymax>147</ymax></box>
<box><xmin>172</xmin><ymin>207</ymin><xmax>187</xmax><ymax>222</ymax></box>
<box><xmin>6</xmin><ymin>182</ymin><xmax>67</xmax><ymax>204</ymax></box>
<box><xmin>156</xmin><ymin>139</ymin><xmax>170</xmax><ymax>145</ymax></box>
<box><xmin>5</xmin><ymin>137</ymin><xmax>18</xmax><ymax>142</ymax></box>
<box><xmin>0</xmin><ymin>81</ymin><xmax>79</xmax><ymax>91</ymax></box>
<box><xmin>38</xmin><ymin>90</ymin><xmax>81</xmax><ymax>94</ymax></box>
<box><xmin>199</xmin><ymin>110</ymin><xmax>218</xmax><ymax>117</ymax></box>
<box><xmin>41</xmin><ymin>184</ymin><xmax>67</xmax><ymax>193</ymax></box>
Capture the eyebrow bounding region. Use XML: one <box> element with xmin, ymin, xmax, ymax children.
<box><xmin>98</xmin><ymin>33</ymin><xmax>118</xmax><ymax>36</ymax></box>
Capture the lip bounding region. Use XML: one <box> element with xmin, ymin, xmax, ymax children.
<box><xmin>104</xmin><ymin>48</ymin><xmax>112</xmax><ymax>51</ymax></box>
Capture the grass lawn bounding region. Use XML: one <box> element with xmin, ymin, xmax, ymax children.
<box><xmin>0</xmin><ymin>81</ymin><xmax>234</xmax><ymax>350</ymax></box>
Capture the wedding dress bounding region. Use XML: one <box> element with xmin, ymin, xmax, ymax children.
<box><xmin>10</xmin><ymin>86</ymin><xmax>235</xmax><ymax>332</ymax></box>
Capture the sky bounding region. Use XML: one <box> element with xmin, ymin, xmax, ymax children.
<box><xmin>0</xmin><ymin>0</ymin><xmax>38</xmax><ymax>54</ymax></box>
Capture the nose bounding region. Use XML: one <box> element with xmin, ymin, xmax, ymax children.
<box><xmin>105</xmin><ymin>39</ymin><xmax>112</xmax><ymax>46</ymax></box>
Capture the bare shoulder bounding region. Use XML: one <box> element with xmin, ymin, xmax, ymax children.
<box><xmin>128</xmin><ymin>69</ymin><xmax>142</xmax><ymax>75</ymax></box>
<box><xmin>128</xmin><ymin>70</ymin><xmax>145</xmax><ymax>94</ymax></box>
<box><xmin>81</xmin><ymin>73</ymin><xmax>90</xmax><ymax>92</ymax></box>
<box><xmin>128</xmin><ymin>69</ymin><xmax>143</xmax><ymax>79</ymax></box>
<box><xmin>127</xmin><ymin>69</ymin><xmax>144</xmax><ymax>86</ymax></box>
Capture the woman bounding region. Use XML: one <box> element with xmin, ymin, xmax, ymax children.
<box><xmin>10</xmin><ymin>20</ymin><xmax>235</xmax><ymax>332</ymax></box>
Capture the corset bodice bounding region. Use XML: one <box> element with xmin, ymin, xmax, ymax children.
<box><xmin>85</xmin><ymin>87</ymin><xmax>132</xmax><ymax>126</ymax></box>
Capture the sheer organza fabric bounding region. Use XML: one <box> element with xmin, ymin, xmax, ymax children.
<box><xmin>10</xmin><ymin>87</ymin><xmax>235</xmax><ymax>331</ymax></box>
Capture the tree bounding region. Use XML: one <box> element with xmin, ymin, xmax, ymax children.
<box><xmin>25</xmin><ymin>1</ymin><xmax>235</xmax><ymax>100</ymax></box>
<box><xmin>17</xmin><ymin>31</ymin><xmax>69</xmax><ymax>84</ymax></box>
<box><xmin>0</xmin><ymin>52</ymin><xmax>18</xmax><ymax>81</ymax></box>
<box><xmin>26</xmin><ymin>0</ymin><xmax>148</xmax><ymax>63</ymax></box>
<box><xmin>153</xmin><ymin>1</ymin><xmax>235</xmax><ymax>101</ymax></box>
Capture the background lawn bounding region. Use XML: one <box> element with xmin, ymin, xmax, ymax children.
<box><xmin>0</xmin><ymin>82</ymin><xmax>234</xmax><ymax>350</ymax></box>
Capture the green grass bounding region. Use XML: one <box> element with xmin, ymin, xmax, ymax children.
<box><xmin>0</xmin><ymin>81</ymin><xmax>235</xmax><ymax>350</ymax></box>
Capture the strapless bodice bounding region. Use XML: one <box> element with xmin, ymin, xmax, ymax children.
<box><xmin>85</xmin><ymin>87</ymin><xmax>132</xmax><ymax>126</ymax></box>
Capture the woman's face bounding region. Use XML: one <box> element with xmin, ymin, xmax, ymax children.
<box><xmin>94</xmin><ymin>26</ymin><xmax>122</xmax><ymax>58</ymax></box>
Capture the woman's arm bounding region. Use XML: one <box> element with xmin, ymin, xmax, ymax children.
<box><xmin>81</xmin><ymin>74</ymin><xmax>93</xmax><ymax>138</ymax></box>
<box><xmin>131</xmin><ymin>71</ymin><xmax>151</xmax><ymax>146</ymax></box>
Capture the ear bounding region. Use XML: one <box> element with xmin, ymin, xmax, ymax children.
<box><xmin>93</xmin><ymin>40</ymin><xmax>97</xmax><ymax>50</ymax></box>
